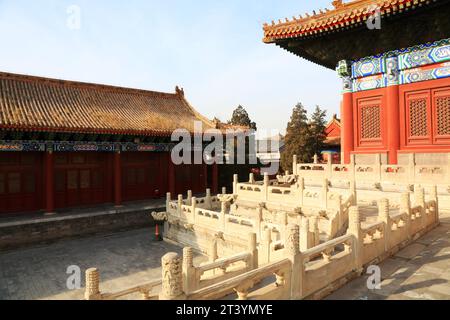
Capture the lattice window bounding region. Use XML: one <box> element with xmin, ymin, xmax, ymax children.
<box><xmin>361</xmin><ymin>106</ymin><xmax>381</xmax><ymax>139</ymax></box>
<box><xmin>436</xmin><ymin>96</ymin><xmax>450</xmax><ymax>136</ymax></box>
<box><xmin>409</xmin><ymin>99</ymin><xmax>428</xmax><ymax>137</ymax></box>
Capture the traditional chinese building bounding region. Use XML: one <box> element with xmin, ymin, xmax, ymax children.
<box><xmin>0</xmin><ymin>71</ymin><xmax>219</xmax><ymax>215</ymax></box>
<box><xmin>263</xmin><ymin>0</ymin><xmax>450</xmax><ymax>164</ymax></box>
<box><xmin>323</xmin><ymin>115</ymin><xmax>342</xmax><ymax>163</ymax></box>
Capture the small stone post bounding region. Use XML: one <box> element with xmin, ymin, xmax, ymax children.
<box><xmin>430</xmin><ymin>185</ymin><xmax>439</xmax><ymax>224</ymax></box>
<box><xmin>205</xmin><ymin>188</ymin><xmax>212</xmax><ymax>208</ymax></box>
<box><xmin>177</xmin><ymin>194</ymin><xmax>183</xmax><ymax>216</ymax></box>
<box><xmin>414</xmin><ymin>187</ymin><xmax>426</xmax><ymax>228</ymax></box>
<box><xmin>400</xmin><ymin>192</ymin><xmax>412</xmax><ymax>238</ymax></box>
<box><xmin>85</xmin><ymin>268</ymin><xmax>101</xmax><ymax>300</ymax></box>
<box><xmin>347</xmin><ymin>206</ymin><xmax>362</xmax><ymax>270</ymax></box>
<box><xmin>222</xmin><ymin>187</ymin><xmax>227</xmax><ymax>195</ymax></box>
<box><xmin>233</xmin><ymin>174</ymin><xmax>239</xmax><ymax>195</ymax></box>
<box><xmin>187</xmin><ymin>190</ymin><xmax>193</xmax><ymax>206</ymax></box>
<box><xmin>378</xmin><ymin>199</ymin><xmax>390</xmax><ymax>251</ymax></box>
<box><xmin>255</xmin><ymin>205</ymin><xmax>263</xmax><ymax>241</ymax></box>
<box><xmin>313</xmin><ymin>154</ymin><xmax>318</xmax><ymax>164</ymax></box>
<box><xmin>249</xmin><ymin>173</ymin><xmax>255</xmax><ymax>184</ymax></box>
<box><xmin>191</xmin><ymin>197</ymin><xmax>197</xmax><ymax>224</ymax></box>
<box><xmin>310</xmin><ymin>216</ymin><xmax>320</xmax><ymax>246</ymax></box>
<box><xmin>293</xmin><ymin>155</ymin><xmax>298</xmax><ymax>176</ymax></box>
<box><xmin>248</xmin><ymin>232</ymin><xmax>258</xmax><ymax>270</ymax></box>
<box><xmin>166</xmin><ymin>192</ymin><xmax>171</xmax><ymax>211</ymax></box>
<box><xmin>285</xmin><ymin>224</ymin><xmax>301</xmax><ymax>299</ymax></box>
<box><xmin>182</xmin><ymin>247</ymin><xmax>196</xmax><ymax>294</ymax></box>
<box><xmin>263</xmin><ymin>228</ymin><xmax>272</xmax><ymax>264</ymax></box>
<box><xmin>159</xmin><ymin>253</ymin><xmax>185</xmax><ymax>300</ymax></box>
<box><xmin>209</xmin><ymin>240</ymin><xmax>218</xmax><ymax>263</ymax></box>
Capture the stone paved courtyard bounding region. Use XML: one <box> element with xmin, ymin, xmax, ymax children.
<box><xmin>1</xmin><ymin>212</ymin><xmax>449</xmax><ymax>300</ymax></box>
<box><xmin>327</xmin><ymin>211</ymin><xmax>450</xmax><ymax>300</ymax></box>
<box><xmin>0</xmin><ymin>227</ymin><xmax>206</xmax><ymax>300</ymax></box>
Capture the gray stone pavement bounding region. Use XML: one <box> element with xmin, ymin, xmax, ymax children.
<box><xmin>0</xmin><ymin>227</ymin><xmax>206</xmax><ymax>300</ymax></box>
<box><xmin>327</xmin><ymin>211</ymin><xmax>450</xmax><ymax>300</ymax></box>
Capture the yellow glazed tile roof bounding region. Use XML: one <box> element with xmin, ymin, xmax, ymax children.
<box><xmin>0</xmin><ymin>71</ymin><xmax>215</xmax><ymax>136</ymax></box>
<box><xmin>263</xmin><ymin>0</ymin><xmax>436</xmax><ymax>43</ymax></box>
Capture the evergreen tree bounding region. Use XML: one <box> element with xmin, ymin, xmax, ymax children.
<box><xmin>281</xmin><ymin>102</ymin><xmax>310</xmax><ymax>171</ymax></box>
<box><xmin>309</xmin><ymin>106</ymin><xmax>327</xmax><ymax>159</ymax></box>
<box><xmin>229</xmin><ymin>105</ymin><xmax>257</xmax><ymax>130</ymax></box>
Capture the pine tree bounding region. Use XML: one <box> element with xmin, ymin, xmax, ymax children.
<box><xmin>229</xmin><ymin>105</ymin><xmax>257</xmax><ymax>130</ymax></box>
<box><xmin>281</xmin><ymin>102</ymin><xmax>311</xmax><ymax>171</ymax></box>
<box><xmin>309</xmin><ymin>106</ymin><xmax>327</xmax><ymax>159</ymax></box>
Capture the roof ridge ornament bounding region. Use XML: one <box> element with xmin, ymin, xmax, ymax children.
<box><xmin>332</xmin><ymin>0</ymin><xmax>344</xmax><ymax>9</ymax></box>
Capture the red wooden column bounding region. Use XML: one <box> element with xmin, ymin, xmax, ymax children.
<box><xmin>386</xmin><ymin>57</ymin><xmax>400</xmax><ymax>164</ymax></box>
<box><xmin>341</xmin><ymin>76</ymin><xmax>354</xmax><ymax>164</ymax></box>
<box><xmin>212</xmin><ymin>163</ymin><xmax>219</xmax><ymax>194</ymax></box>
<box><xmin>44</xmin><ymin>150</ymin><xmax>55</xmax><ymax>214</ymax></box>
<box><xmin>168</xmin><ymin>153</ymin><xmax>176</xmax><ymax>197</ymax></box>
<box><xmin>114</xmin><ymin>151</ymin><xmax>122</xmax><ymax>207</ymax></box>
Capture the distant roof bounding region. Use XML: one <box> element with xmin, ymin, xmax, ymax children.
<box><xmin>0</xmin><ymin>72</ymin><xmax>215</xmax><ymax>136</ymax></box>
<box><xmin>263</xmin><ymin>0</ymin><xmax>450</xmax><ymax>69</ymax></box>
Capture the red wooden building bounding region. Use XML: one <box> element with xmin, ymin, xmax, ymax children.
<box><xmin>322</xmin><ymin>115</ymin><xmax>342</xmax><ymax>164</ymax></box>
<box><xmin>0</xmin><ymin>72</ymin><xmax>218</xmax><ymax>215</ymax></box>
<box><xmin>263</xmin><ymin>0</ymin><xmax>450</xmax><ymax>164</ymax></box>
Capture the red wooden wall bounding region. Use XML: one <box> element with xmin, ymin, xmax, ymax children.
<box><xmin>0</xmin><ymin>152</ymin><xmax>43</xmax><ymax>214</ymax></box>
<box><xmin>349</xmin><ymin>77</ymin><xmax>450</xmax><ymax>160</ymax></box>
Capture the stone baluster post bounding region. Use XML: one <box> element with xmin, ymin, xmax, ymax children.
<box><xmin>249</xmin><ymin>173</ymin><xmax>255</xmax><ymax>184</ymax></box>
<box><xmin>85</xmin><ymin>268</ymin><xmax>101</xmax><ymax>300</ymax></box>
<box><xmin>159</xmin><ymin>253</ymin><xmax>185</xmax><ymax>300</ymax></box>
<box><xmin>222</xmin><ymin>187</ymin><xmax>227</xmax><ymax>195</ymax></box>
<box><xmin>310</xmin><ymin>216</ymin><xmax>320</xmax><ymax>247</ymax></box>
<box><xmin>262</xmin><ymin>228</ymin><xmax>272</xmax><ymax>264</ymax></box>
<box><xmin>166</xmin><ymin>192</ymin><xmax>171</xmax><ymax>212</ymax></box>
<box><xmin>177</xmin><ymin>195</ymin><xmax>183</xmax><ymax>217</ymax></box>
<box><xmin>347</xmin><ymin>206</ymin><xmax>362</xmax><ymax>270</ymax></box>
<box><xmin>233</xmin><ymin>174</ymin><xmax>239</xmax><ymax>195</ymax></box>
<box><xmin>313</xmin><ymin>154</ymin><xmax>318</xmax><ymax>164</ymax></box>
<box><xmin>414</xmin><ymin>187</ymin><xmax>426</xmax><ymax>229</ymax></box>
<box><xmin>285</xmin><ymin>224</ymin><xmax>301</xmax><ymax>299</ymax></box>
<box><xmin>378</xmin><ymin>199</ymin><xmax>390</xmax><ymax>251</ymax></box>
<box><xmin>293</xmin><ymin>155</ymin><xmax>298</xmax><ymax>176</ymax></box>
<box><xmin>205</xmin><ymin>188</ymin><xmax>212</xmax><ymax>209</ymax></box>
<box><xmin>248</xmin><ymin>232</ymin><xmax>258</xmax><ymax>270</ymax></box>
<box><xmin>191</xmin><ymin>197</ymin><xmax>197</xmax><ymax>224</ymax></box>
<box><xmin>400</xmin><ymin>192</ymin><xmax>412</xmax><ymax>238</ymax></box>
<box><xmin>430</xmin><ymin>185</ymin><xmax>439</xmax><ymax>224</ymax></box>
<box><xmin>187</xmin><ymin>190</ymin><xmax>193</xmax><ymax>206</ymax></box>
<box><xmin>182</xmin><ymin>247</ymin><xmax>196</xmax><ymax>294</ymax></box>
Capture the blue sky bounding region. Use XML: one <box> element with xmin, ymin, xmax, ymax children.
<box><xmin>0</xmin><ymin>0</ymin><xmax>341</xmax><ymax>136</ymax></box>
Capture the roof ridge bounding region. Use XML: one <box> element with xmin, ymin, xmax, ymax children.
<box><xmin>0</xmin><ymin>71</ymin><xmax>181</xmax><ymax>99</ymax></box>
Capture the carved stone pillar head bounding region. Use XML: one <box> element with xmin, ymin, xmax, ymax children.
<box><xmin>285</xmin><ymin>224</ymin><xmax>300</xmax><ymax>257</ymax></box>
<box><xmin>160</xmin><ymin>253</ymin><xmax>184</xmax><ymax>300</ymax></box>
